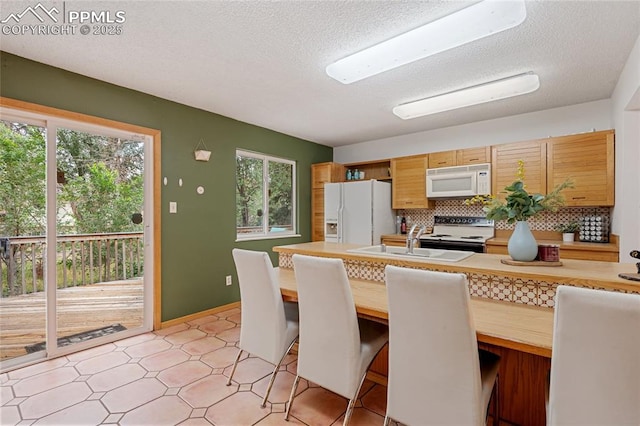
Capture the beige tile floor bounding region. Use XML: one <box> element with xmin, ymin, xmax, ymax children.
<box><xmin>0</xmin><ymin>307</ymin><xmax>392</xmax><ymax>426</ymax></box>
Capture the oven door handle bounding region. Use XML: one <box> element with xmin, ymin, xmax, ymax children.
<box><xmin>419</xmin><ymin>239</ymin><xmax>485</xmax><ymax>253</ymax></box>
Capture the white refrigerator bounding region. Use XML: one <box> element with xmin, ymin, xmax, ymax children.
<box><xmin>324</xmin><ymin>180</ymin><xmax>395</xmax><ymax>245</ymax></box>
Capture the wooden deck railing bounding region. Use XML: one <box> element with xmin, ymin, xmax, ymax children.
<box><xmin>0</xmin><ymin>232</ymin><xmax>144</xmax><ymax>297</ymax></box>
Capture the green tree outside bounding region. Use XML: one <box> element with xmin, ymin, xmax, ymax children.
<box><xmin>0</xmin><ymin>121</ymin><xmax>46</xmax><ymax>237</ymax></box>
<box><xmin>236</xmin><ymin>153</ymin><xmax>293</xmax><ymax>233</ymax></box>
<box><xmin>0</xmin><ymin>122</ymin><xmax>144</xmax><ymax>295</ymax></box>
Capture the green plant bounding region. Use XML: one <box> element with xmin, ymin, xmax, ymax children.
<box><xmin>555</xmin><ymin>221</ymin><xmax>580</xmax><ymax>233</ymax></box>
<box><xmin>465</xmin><ymin>160</ymin><xmax>573</xmax><ymax>224</ymax></box>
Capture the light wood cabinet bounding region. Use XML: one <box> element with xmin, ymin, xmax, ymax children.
<box><xmin>428</xmin><ymin>147</ymin><xmax>491</xmax><ymax>169</ymax></box>
<box><xmin>312</xmin><ymin>162</ymin><xmax>344</xmax><ymax>189</ymax></box>
<box><xmin>311</xmin><ymin>162</ymin><xmax>344</xmax><ymax>241</ymax></box>
<box><xmin>381</xmin><ymin>235</ymin><xmax>407</xmax><ymax>247</ymax></box>
<box><xmin>456</xmin><ymin>146</ymin><xmax>491</xmax><ymax>165</ymax></box>
<box><xmin>391</xmin><ymin>154</ymin><xmax>434</xmax><ymax>209</ymax></box>
<box><xmin>311</xmin><ymin>189</ymin><xmax>325</xmax><ymax>242</ymax></box>
<box><xmin>486</xmin><ymin>240</ymin><xmax>619</xmax><ymax>262</ymax></box>
<box><xmin>492</xmin><ymin>140</ymin><xmax>547</xmax><ymax>199</ymax></box>
<box><xmin>427</xmin><ymin>151</ymin><xmax>456</xmax><ymax>168</ymax></box>
<box><xmin>492</xmin><ymin>131</ymin><xmax>614</xmax><ymax>206</ymax></box>
<box><xmin>547</xmin><ymin>130</ymin><xmax>614</xmax><ymax>206</ymax></box>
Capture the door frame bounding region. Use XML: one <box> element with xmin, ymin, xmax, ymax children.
<box><xmin>0</xmin><ymin>96</ymin><xmax>162</xmax><ymax>370</ymax></box>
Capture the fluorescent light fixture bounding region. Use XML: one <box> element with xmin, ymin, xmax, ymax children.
<box><xmin>393</xmin><ymin>72</ymin><xmax>540</xmax><ymax>119</ymax></box>
<box><xmin>326</xmin><ymin>0</ymin><xmax>527</xmax><ymax>84</ymax></box>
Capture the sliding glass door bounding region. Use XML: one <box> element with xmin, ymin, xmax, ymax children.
<box><xmin>53</xmin><ymin>126</ymin><xmax>146</xmax><ymax>353</ymax></box>
<box><xmin>0</xmin><ymin>108</ymin><xmax>154</xmax><ymax>371</ymax></box>
<box><xmin>0</xmin><ymin>119</ymin><xmax>47</xmax><ymax>364</ymax></box>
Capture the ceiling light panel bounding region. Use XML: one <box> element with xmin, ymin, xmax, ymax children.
<box><xmin>393</xmin><ymin>72</ymin><xmax>540</xmax><ymax>120</ymax></box>
<box><xmin>326</xmin><ymin>0</ymin><xmax>527</xmax><ymax>84</ymax></box>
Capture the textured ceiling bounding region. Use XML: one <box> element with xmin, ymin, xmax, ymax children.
<box><xmin>1</xmin><ymin>1</ymin><xmax>639</xmax><ymax>147</ymax></box>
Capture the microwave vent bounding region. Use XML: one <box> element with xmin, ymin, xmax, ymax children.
<box><xmin>468</xmin><ymin>163</ymin><xmax>490</xmax><ymax>172</ymax></box>
<box><xmin>427</xmin><ymin>163</ymin><xmax>491</xmax><ymax>175</ymax></box>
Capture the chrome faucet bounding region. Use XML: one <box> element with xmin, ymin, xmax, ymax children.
<box><xmin>405</xmin><ymin>224</ymin><xmax>426</xmax><ymax>254</ymax></box>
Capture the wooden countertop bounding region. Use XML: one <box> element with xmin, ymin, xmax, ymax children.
<box><xmin>486</xmin><ymin>237</ymin><xmax>619</xmax><ymax>252</ymax></box>
<box><xmin>274</xmin><ymin>242</ymin><xmax>640</xmax><ymax>293</ymax></box>
<box><xmin>278</xmin><ymin>268</ymin><xmax>553</xmax><ymax>357</ymax></box>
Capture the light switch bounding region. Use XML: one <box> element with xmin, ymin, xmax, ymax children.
<box><xmin>169</xmin><ymin>202</ymin><xmax>177</xmax><ymax>213</ymax></box>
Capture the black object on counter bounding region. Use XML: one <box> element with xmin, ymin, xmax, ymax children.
<box><xmin>618</xmin><ymin>250</ymin><xmax>640</xmax><ymax>281</ymax></box>
<box><xmin>400</xmin><ymin>217</ymin><xmax>407</xmax><ymax>234</ymax></box>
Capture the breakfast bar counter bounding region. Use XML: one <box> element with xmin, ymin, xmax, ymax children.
<box><xmin>274</xmin><ymin>241</ymin><xmax>640</xmax><ymax>294</ymax></box>
<box><xmin>278</xmin><ymin>267</ymin><xmax>553</xmax><ymax>357</ymax></box>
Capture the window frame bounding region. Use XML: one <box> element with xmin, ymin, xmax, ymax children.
<box><xmin>235</xmin><ymin>149</ymin><xmax>298</xmax><ymax>241</ymax></box>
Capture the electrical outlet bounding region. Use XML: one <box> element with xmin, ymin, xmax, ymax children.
<box><xmin>225</xmin><ymin>275</ymin><xmax>232</xmax><ymax>286</ymax></box>
<box><xmin>169</xmin><ymin>202</ymin><xmax>177</xmax><ymax>213</ymax></box>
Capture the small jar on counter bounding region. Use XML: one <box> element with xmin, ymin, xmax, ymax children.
<box><xmin>537</xmin><ymin>244</ymin><xmax>560</xmax><ymax>262</ymax></box>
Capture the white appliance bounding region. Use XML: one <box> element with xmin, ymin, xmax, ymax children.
<box><xmin>324</xmin><ymin>180</ymin><xmax>395</xmax><ymax>245</ymax></box>
<box><xmin>419</xmin><ymin>216</ymin><xmax>495</xmax><ymax>253</ymax></box>
<box><xmin>426</xmin><ymin>163</ymin><xmax>491</xmax><ymax>198</ymax></box>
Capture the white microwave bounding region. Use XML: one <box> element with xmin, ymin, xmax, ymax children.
<box><xmin>426</xmin><ymin>163</ymin><xmax>491</xmax><ymax>198</ymax></box>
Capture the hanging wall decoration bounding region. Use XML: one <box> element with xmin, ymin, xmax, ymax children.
<box><xmin>194</xmin><ymin>139</ymin><xmax>212</xmax><ymax>162</ymax></box>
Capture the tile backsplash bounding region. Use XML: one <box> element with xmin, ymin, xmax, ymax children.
<box><xmin>398</xmin><ymin>200</ymin><xmax>611</xmax><ymax>232</ymax></box>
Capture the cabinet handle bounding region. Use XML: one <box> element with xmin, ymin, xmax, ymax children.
<box><xmin>572</xmin><ymin>196</ymin><xmax>586</xmax><ymax>200</ymax></box>
<box><xmin>438</xmin><ymin>161</ymin><xmax>446</xmax><ymax>164</ymax></box>
<box><xmin>469</xmin><ymin>158</ymin><xmax>479</xmax><ymax>161</ymax></box>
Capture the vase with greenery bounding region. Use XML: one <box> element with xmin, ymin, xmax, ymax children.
<box><xmin>466</xmin><ymin>160</ymin><xmax>572</xmax><ymax>261</ymax></box>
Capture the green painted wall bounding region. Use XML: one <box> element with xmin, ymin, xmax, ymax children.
<box><xmin>0</xmin><ymin>52</ymin><xmax>333</xmax><ymax>322</ymax></box>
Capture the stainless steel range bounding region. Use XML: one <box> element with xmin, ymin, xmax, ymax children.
<box><xmin>419</xmin><ymin>216</ymin><xmax>495</xmax><ymax>253</ymax></box>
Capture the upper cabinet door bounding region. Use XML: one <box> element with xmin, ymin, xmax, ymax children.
<box><xmin>428</xmin><ymin>147</ymin><xmax>491</xmax><ymax>168</ymax></box>
<box><xmin>547</xmin><ymin>130</ymin><xmax>614</xmax><ymax>206</ymax></box>
<box><xmin>456</xmin><ymin>147</ymin><xmax>491</xmax><ymax>166</ymax></box>
<box><xmin>311</xmin><ymin>162</ymin><xmax>344</xmax><ymax>189</ymax></box>
<box><xmin>427</xmin><ymin>151</ymin><xmax>456</xmax><ymax>169</ymax></box>
<box><xmin>391</xmin><ymin>154</ymin><xmax>433</xmax><ymax>209</ymax></box>
<box><xmin>492</xmin><ymin>140</ymin><xmax>547</xmax><ymax>200</ymax></box>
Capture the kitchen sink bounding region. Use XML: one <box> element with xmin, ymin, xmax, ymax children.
<box><xmin>347</xmin><ymin>245</ymin><xmax>474</xmax><ymax>262</ymax></box>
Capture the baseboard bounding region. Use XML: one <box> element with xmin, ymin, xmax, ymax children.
<box><xmin>159</xmin><ymin>301</ymin><xmax>241</xmax><ymax>329</ymax></box>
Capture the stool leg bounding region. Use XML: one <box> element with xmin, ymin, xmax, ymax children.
<box><xmin>261</xmin><ymin>340</ymin><xmax>296</xmax><ymax>407</ymax></box>
<box><xmin>226</xmin><ymin>348</ymin><xmax>243</xmax><ymax>386</ymax></box>
<box><xmin>284</xmin><ymin>374</ymin><xmax>301</xmax><ymax>421</ymax></box>
<box><xmin>343</xmin><ymin>372</ymin><xmax>367</xmax><ymax>426</ymax></box>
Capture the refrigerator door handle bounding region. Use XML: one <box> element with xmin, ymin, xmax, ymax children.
<box><xmin>338</xmin><ymin>201</ymin><xmax>344</xmax><ymax>243</ymax></box>
<box><xmin>338</xmin><ymin>184</ymin><xmax>344</xmax><ymax>243</ymax></box>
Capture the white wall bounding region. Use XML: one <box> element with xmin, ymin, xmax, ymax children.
<box><xmin>334</xmin><ymin>99</ymin><xmax>611</xmax><ymax>163</ymax></box>
<box><xmin>611</xmin><ymin>33</ymin><xmax>640</xmax><ymax>262</ymax></box>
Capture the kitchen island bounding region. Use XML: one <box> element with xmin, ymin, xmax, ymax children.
<box><xmin>273</xmin><ymin>242</ymin><xmax>639</xmax><ymax>426</ymax></box>
<box><xmin>274</xmin><ymin>242</ymin><xmax>640</xmax><ymax>308</ymax></box>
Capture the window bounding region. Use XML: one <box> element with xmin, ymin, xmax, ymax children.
<box><xmin>236</xmin><ymin>150</ymin><xmax>296</xmax><ymax>240</ymax></box>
